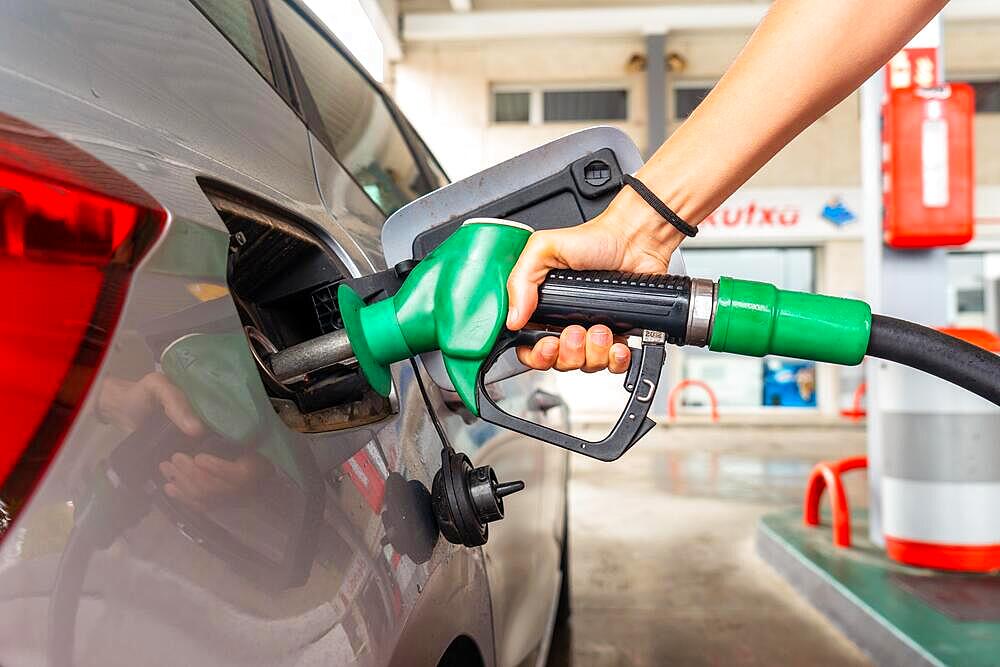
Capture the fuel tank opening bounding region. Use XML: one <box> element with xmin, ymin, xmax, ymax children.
<box><xmin>201</xmin><ymin>183</ymin><xmax>391</xmax><ymax>433</ymax></box>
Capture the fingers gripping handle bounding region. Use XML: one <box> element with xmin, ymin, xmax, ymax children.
<box><xmin>475</xmin><ymin>329</ymin><xmax>666</xmax><ymax>461</ymax></box>
<box><xmin>474</xmin><ymin>269</ymin><xmax>684</xmax><ymax>459</ymax></box>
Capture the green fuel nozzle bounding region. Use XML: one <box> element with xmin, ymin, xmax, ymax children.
<box><xmin>265</xmin><ymin>218</ymin><xmax>876</xmax><ymax>460</ymax></box>
<box><xmin>268</xmin><ymin>218</ymin><xmax>532</xmax><ymax>409</ymax></box>
<box><xmin>340</xmin><ymin>219</ymin><xmax>534</xmax><ymax>410</ymax></box>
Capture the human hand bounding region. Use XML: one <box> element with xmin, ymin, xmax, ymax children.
<box><xmin>99</xmin><ymin>373</ymin><xmax>273</xmax><ymax>510</ymax></box>
<box><xmin>159</xmin><ymin>451</ymin><xmax>273</xmax><ymax>511</ymax></box>
<box><xmin>98</xmin><ymin>372</ymin><xmax>205</xmax><ymax>437</ymax></box>
<box><xmin>506</xmin><ymin>186</ymin><xmax>686</xmax><ymax>373</ymax></box>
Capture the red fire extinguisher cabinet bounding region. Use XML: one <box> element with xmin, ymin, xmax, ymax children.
<box><xmin>883</xmin><ymin>83</ymin><xmax>976</xmax><ymax>248</ymax></box>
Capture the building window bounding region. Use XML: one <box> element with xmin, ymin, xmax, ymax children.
<box><xmin>543</xmin><ymin>89</ymin><xmax>627</xmax><ymax>122</ymax></box>
<box><xmin>682</xmin><ymin>247</ymin><xmax>815</xmax><ymax>292</ymax></box>
<box><xmin>673</xmin><ymin>83</ymin><xmax>713</xmax><ymax>120</ymax></box>
<box><xmin>963</xmin><ymin>79</ymin><xmax>1000</xmax><ymax>114</ymax></box>
<box><xmin>491</xmin><ymin>85</ymin><xmax>628</xmax><ymax>124</ymax></box>
<box><xmin>494</xmin><ymin>91</ymin><xmax>531</xmax><ymax>123</ymax></box>
<box><xmin>946</xmin><ymin>251</ymin><xmax>1000</xmax><ymax>329</ymax></box>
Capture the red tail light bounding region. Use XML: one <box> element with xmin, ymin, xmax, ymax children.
<box><xmin>0</xmin><ymin>115</ymin><xmax>165</xmax><ymax>523</ymax></box>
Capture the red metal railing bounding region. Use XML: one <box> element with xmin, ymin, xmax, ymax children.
<box><xmin>667</xmin><ymin>379</ymin><xmax>719</xmax><ymax>422</ymax></box>
<box><xmin>803</xmin><ymin>456</ymin><xmax>868</xmax><ymax>548</ymax></box>
<box><xmin>840</xmin><ymin>382</ymin><xmax>867</xmax><ymax>421</ymax></box>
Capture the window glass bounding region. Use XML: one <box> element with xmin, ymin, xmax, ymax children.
<box><xmin>494</xmin><ymin>91</ymin><xmax>531</xmax><ymax>123</ymax></box>
<box><xmin>422</xmin><ymin>150</ymin><xmax>449</xmax><ymax>188</ymax></box>
<box><xmin>674</xmin><ymin>85</ymin><xmax>713</xmax><ymax>120</ymax></box>
<box><xmin>189</xmin><ymin>0</ymin><xmax>273</xmax><ymax>84</ymax></box>
<box><xmin>402</xmin><ymin>118</ymin><xmax>449</xmax><ymax>188</ymax></box>
<box><xmin>965</xmin><ymin>80</ymin><xmax>1000</xmax><ymax>114</ymax></box>
<box><xmin>271</xmin><ymin>1</ymin><xmax>433</xmax><ymax>215</ymax></box>
<box><xmin>682</xmin><ymin>247</ymin><xmax>815</xmax><ymax>292</ymax></box>
<box><xmin>492</xmin><ymin>86</ymin><xmax>630</xmax><ymax>124</ymax></box>
<box><xmin>947</xmin><ymin>252</ymin><xmax>987</xmax><ymax>327</ymax></box>
<box><xmin>543</xmin><ymin>89</ymin><xmax>627</xmax><ymax>122</ymax></box>
<box><xmin>680</xmin><ymin>247</ymin><xmax>817</xmax><ymax>409</ymax></box>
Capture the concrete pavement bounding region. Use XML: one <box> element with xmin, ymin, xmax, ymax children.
<box><xmin>548</xmin><ymin>423</ymin><xmax>871</xmax><ymax>666</ymax></box>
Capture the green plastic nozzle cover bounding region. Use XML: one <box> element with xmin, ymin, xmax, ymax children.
<box><xmin>709</xmin><ymin>277</ymin><xmax>872</xmax><ymax>365</ymax></box>
<box><xmin>339</xmin><ymin>219</ymin><xmax>533</xmax><ymax>414</ymax></box>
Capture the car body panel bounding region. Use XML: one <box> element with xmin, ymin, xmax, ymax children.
<box><xmin>445</xmin><ymin>390</ymin><xmax>569</xmax><ymax>667</ymax></box>
<box><xmin>0</xmin><ymin>1</ymin><xmax>567</xmax><ymax>665</ymax></box>
<box><xmin>0</xmin><ymin>0</ymin><xmax>568</xmax><ymax>665</ymax></box>
<box><xmin>0</xmin><ymin>47</ymin><xmax>471</xmax><ymax>667</ymax></box>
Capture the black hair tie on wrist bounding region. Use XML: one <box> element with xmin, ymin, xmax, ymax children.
<box><xmin>621</xmin><ymin>174</ymin><xmax>698</xmax><ymax>238</ymax></box>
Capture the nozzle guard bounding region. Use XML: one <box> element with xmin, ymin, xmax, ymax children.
<box><xmin>338</xmin><ymin>284</ymin><xmax>393</xmax><ymax>396</ymax></box>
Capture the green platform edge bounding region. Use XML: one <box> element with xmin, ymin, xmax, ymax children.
<box><xmin>758</xmin><ymin>508</ymin><xmax>1000</xmax><ymax>667</ymax></box>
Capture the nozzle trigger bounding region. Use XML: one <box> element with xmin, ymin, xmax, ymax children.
<box><xmin>475</xmin><ymin>329</ymin><xmax>666</xmax><ymax>461</ymax></box>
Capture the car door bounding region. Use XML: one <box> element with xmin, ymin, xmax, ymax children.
<box><xmin>263</xmin><ymin>4</ymin><xmax>568</xmax><ymax>667</ymax></box>
<box><xmin>248</xmin><ymin>2</ymin><xmax>511</xmax><ymax>664</ymax></box>
<box><xmin>265</xmin><ymin>5</ymin><xmax>570</xmax><ymax>666</ymax></box>
<box><xmin>187</xmin><ymin>2</ymin><xmax>506</xmax><ymax>664</ymax></box>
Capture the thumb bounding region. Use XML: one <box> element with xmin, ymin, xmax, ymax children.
<box><xmin>506</xmin><ymin>232</ymin><xmax>564</xmax><ymax>330</ymax></box>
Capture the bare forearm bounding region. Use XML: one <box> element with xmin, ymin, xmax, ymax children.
<box><xmin>506</xmin><ymin>0</ymin><xmax>951</xmax><ymax>365</ymax></box>
<box><xmin>634</xmin><ymin>0</ymin><xmax>948</xmax><ymax>229</ymax></box>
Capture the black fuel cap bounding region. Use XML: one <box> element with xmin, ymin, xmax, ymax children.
<box><xmin>432</xmin><ymin>447</ymin><xmax>524</xmax><ymax>547</ymax></box>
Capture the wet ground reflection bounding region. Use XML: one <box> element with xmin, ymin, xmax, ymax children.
<box><xmin>658</xmin><ymin>450</ymin><xmax>816</xmax><ymax>504</ymax></box>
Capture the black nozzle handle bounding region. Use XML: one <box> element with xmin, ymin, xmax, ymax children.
<box><xmin>533</xmin><ymin>270</ymin><xmax>692</xmax><ymax>345</ymax></box>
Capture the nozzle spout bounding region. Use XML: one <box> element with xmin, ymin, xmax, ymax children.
<box><xmin>269</xmin><ymin>328</ymin><xmax>355</xmax><ymax>383</ymax></box>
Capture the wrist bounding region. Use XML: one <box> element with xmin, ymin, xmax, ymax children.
<box><xmin>633</xmin><ymin>166</ymin><xmax>705</xmax><ymax>224</ymax></box>
<box><xmin>602</xmin><ymin>179</ymin><xmax>686</xmax><ymax>253</ymax></box>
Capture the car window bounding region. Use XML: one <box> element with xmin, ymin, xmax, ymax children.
<box><xmin>399</xmin><ymin>114</ymin><xmax>449</xmax><ymax>188</ymax></box>
<box><xmin>423</xmin><ymin>152</ymin><xmax>448</xmax><ymax>189</ymax></box>
<box><xmin>269</xmin><ymin>1</ymin><xmax>435</xmax><ymax>215</ymax></box>
<box><xmin>189</xmin><ymin>0</ymin><xmax>275</xmax><ymax>84</ymax></box>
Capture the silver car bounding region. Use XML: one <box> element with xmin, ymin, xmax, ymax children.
<box><xmin>0</xmin><ymin>1</ymin><xmax>569</xmax><ymax>665</ymax></box>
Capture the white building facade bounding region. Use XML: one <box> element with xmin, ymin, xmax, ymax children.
<box><xmin>388</xmin><ymin>1</ymin><xmax>1000</xmax><ymax>419</ymax></box>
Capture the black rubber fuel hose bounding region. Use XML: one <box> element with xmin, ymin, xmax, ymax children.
<box><xmin>866</xmin><ymin>314</ymin><xmax>1000</xmax><ymax>407</ymax></box>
